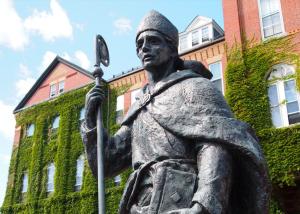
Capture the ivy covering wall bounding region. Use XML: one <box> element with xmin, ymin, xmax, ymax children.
<box><xmin>225</xmin><ymin>36</ymin><xmax>300</xmax><ymax>213</ymax></box>
<box><xmin>1</xmin><ymin>84</ymin><xmax>130</xmax><ymax>214</ymax></box>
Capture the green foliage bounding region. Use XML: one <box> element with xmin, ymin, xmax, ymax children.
<box><xmin>1</xmin><ymin>84</ymin><xmax>132</xmax><ymax>213</ymax></box>
<box><xmin>226</xmin><ymin>36</ymin><xmax>300</xmax><ymax>213</ymax></box>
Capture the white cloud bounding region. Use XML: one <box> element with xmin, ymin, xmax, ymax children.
<box><xmin>61</xmin><ymin>52</ymin><xmax>71</xmax><ymax>61</ymax></box>
<box><xmin>19</xmin><ymin>63</ymin><xmax>31</xmax><ymax>77</ymax></box>
<box><xmin>39</xmin><ymin>51</ymin><xmax>57</xmax><ymax>72</ymax></box>
<box><xmin>0</xmin><ymin>0</ymin><xmax>28</xmax><ymax>50</ymax></box>
<box><xmin>24</xmin><ymin>0</ymin><xmax>73</xmax><ymax>42</ymax></box>
<box><xmin>75</xmin><ymin>50</ymin><xmax>90</xmax><ymax>70</ymax></box>
<box><xmin>15</xmin><ymin>77</ymin><xmax>36</xmax><ymax>98</ymax></box>
<box><xmin>0</xmin><ymin>101</ymin><xmax>15</xmax><ymax>142</ymax></box>
<box><xmin>113</xmin><ymin>17</ymin><xmax>132</xmax><ymax>35</ymax></box>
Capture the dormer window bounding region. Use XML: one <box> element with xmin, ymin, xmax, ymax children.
<box><xmin>50</xmin><ymin>84</ymin><xmax>56</xmax><ymax>97</ymax></box>
<box><xmin>180</xmin><ymin>36</ymin><xmax>188</xmax><ymax>52</ymax></box>
<box><xmin>201</xmin><ymin>26</ymin><xmax>209</xmax><ymax>43</ymax></box>
<box><xmin>58</xmin><ymin>80</ymin><xmax>65</xmax><ymax>94</ymax></box>
<box><xmin>192</xmin><ymin>31</ymin><xmax>199</xmax><ymax>46</ymax></box>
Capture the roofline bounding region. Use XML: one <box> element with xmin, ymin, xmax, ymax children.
<box><xmin>14</xmin><ymin>56</ymin><xmax>95</xmax><ymax>113</ymax></box>
<box><xmin>14</xmin><ymin>82</ymin><xmax>94</xmax><ymax>114</ymax></box>
<box><xmin>108</xmin><ymin>36</ymin><xmax>225</xmax><ymax>82</ymax></box>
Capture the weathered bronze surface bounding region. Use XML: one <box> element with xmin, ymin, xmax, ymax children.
<box><xmin>81</xmin><ymin>10</ymin><xmax>270</xmax><ymax>214</ymax></box>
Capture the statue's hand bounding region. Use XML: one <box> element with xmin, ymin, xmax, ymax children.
<box><xmin>85</xmin><ymin>85</ymin><xmax>106</xmax><ymax>129</ymax></box>
<box><xmin>164</xmin><ymin>203</ymin><xmax>205</xmax><ymax>214</ymax></box>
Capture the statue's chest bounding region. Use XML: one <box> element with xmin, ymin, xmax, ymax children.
<box><xmin>131</xmin><ymin>108</ymin><xmax>190</xmax><ymax>164</ymax></box>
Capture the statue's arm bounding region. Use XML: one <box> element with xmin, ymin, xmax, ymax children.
<box><xmin>81</xmin><ymin>122</ymin><xmax>132</xmax><ymax>178</ymax></box>
<box><xmin>192</xmin><ymin>143</ymin><xmax>233</xmax><ymax>214</ymax></box>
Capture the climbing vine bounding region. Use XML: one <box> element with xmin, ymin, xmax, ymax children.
<box><xmin>1</xmin><ymin>83</ymin><xmax>131</xmax><ymax>214</ymax></box>
<box><xmin>225</xmin><ymin>36</ymin><xmax>300</xmax><ymax>213</ymax></box>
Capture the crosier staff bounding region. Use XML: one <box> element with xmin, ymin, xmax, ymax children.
<box><xmin>93</xmin><ymin>35</ymin><xmax>109</xmax><ymax>214</ymax></box>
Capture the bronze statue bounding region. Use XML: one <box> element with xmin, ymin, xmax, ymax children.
<box><xmin>81</xmin><ymin>10</ymin><xmax>269</xmax><ymax>214</ymax></box>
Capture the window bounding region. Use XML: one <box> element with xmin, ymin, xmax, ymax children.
<box><xmin>179</xmin><ymin>36</ymin><xmax>188</xmax><ymax>52</ymax></box>
<box><xmin>75</xmin><ymin>155</ymin><xmax>84</xmax><ymax>191</ymax></box>
<box><xmin>116</xmin><ymin>95</ymin><xmax>124</xmax><ymax>124</ymax></box>
<box><xmin>209</xmin><ymin>61</ymin><xmax>223</xmax><ymax>93</ymax></box>
<box><xmin>22</xmin><ymin>172</ymin><xmax>28</xmax><ymax>193</ymax></box>
<box><xmin>267</xmin><ymin>64</ymin><xmax>300</xmax><ymax>127</ymax></box>
<box><xmin>50</xmin><ymin>84</ymin><xmax>56</xmax><ymax>97</ymax></box>
<box><xmin>114</xmin><ymin>175</ymin><xmax>121</xmax><ymax>186</ymax></box>
<box><xmin>79</xmin><ymin>107</ymin><xmax>85</xmax><ymax>122</ymax></box>
<box><xmin>192</xmin><ymin>31</ymin><xmax>199</xmax><ymax>46</ymax></box>
<box><xmin>52</xmin><ymin>116</ymin><xmax>60</xmax><ymax>130</ymax></box>
<box><xmin>26</xmin><ymin>124</ymin><xmax>34</xmax><ymax>137</ymax></box>
<box><xmin>259</xmin><ymin>0</ymin><xmax>284</xmax><ymax>38</ymax></box>
<box><xmin>131</xmin><ymin>89</ymin><xmax>141</xmax><ymax>105</ymax></box>
<box><xmin>47</xmin><ymin>163</ymin><xmax>55</xmax><ymax>193</ymax></box>
<box><xmin>201</xmin><ymin>26</ymin><xmax>209</xmax><ymax>43</ymax></box>
<box><xmin>58</xmin><ymin>80</ymin><xmax>65</xmax><ymax>93</ymax></box>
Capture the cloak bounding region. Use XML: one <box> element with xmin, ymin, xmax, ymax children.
<box><xmin>120</xmin><ymin>70</ymin><xmax>270</xmax><ymax>213</ymax></box>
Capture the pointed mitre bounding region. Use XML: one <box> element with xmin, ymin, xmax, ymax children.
<box><xmin>136</xmin><ymin>10</ymin><xmax>178</xmax><ymax>48</ymax></box>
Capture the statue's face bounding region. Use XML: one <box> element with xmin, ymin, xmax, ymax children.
<box><xmin>136</xmin><ymin>31</ymin><xmax>173</xmax><ymax>70</ymax></box>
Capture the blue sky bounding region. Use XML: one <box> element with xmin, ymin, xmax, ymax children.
<box><xmin>0</xmin><ymin>0</ymin><xmax>223</xmax><ymax>205</ymax></box>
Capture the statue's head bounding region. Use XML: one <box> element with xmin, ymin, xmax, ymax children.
<box><xmin>136</xmin><ymin>10</ymin><xmax>179</xmax><ymax>70</ymax></box>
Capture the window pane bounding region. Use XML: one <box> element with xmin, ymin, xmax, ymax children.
<box><xmin>116</xmin><ymin>95</ymin><xmax>124</xmax><ymax>111</ymax></box>
<box><xmin>80</xmin><ymin>108</ymin><xmax>85</xmax><ymax>121</ymax></box>
<box><xmin>284</xmin><ymin>80</ymin><xmax>297</xmax><ymax>102</ymax></box>
<box><xmin>201</xmin><ymin>27</ymin><xmax>209</xmax><ymax>42</ymax></box>
<box><xmin>47</xmin><ymin>163</ymin><xmax>55</xmax><ymax>192</ymax></box>
<box><xmin>271</xmin><ymin>106</ymin><xmax>283</xmax><ymax>127</ymax></box>
<box><xmin>50</xmin><ymin>84</ymin><xmax>56</xmax><ymax>97</ymax></box>
<box><xmin>288</xmin><ymin>112</ymin><xmax>300</xmax><ymax>125</ymax></box>
<box><xmin>116</xmin><ymin>110</ymin><xmax>124</xmax><ymax>124</ymax></box>
<box><xmin>75</xmin><ymin>156</ymin><xmax>84</xmax><ymax>190</ymax></box>
<box><xmin>27</xmin><ymin>124</ymin><xmax>35</xmax><ymax>137</ymax></box>
<box><xmin>209</xmin><ymin>61</ymin><xmax>222</xmax><ymax>81</ymax></box>
<box><xmin>52</xmin><ymin>116</ymin><xmax>60</xmax><ymax>129</ymax></box>
<box><xmin>180</xmin><ymin>36</ymin><xmax>188</xmax><ymax>51</ymax></box>
<box><xmin>22</xmin><ymin>173</ymin><xmax>28</xmax><ymax>193</ymax></box>
<box><xmin>192</xmin><ymin>31</ymin><xmax>199</xmax><ymax>46</ymax></box>
<box><xmin>287</xmin><ymin>101</ymin><xmax>299</xmax><ymax>114</ymax></box>
<box><xmin>131</xmin><ymin>89</ymin><xmax>141</xmax><ymax>105</ymax></box>
<box><xmin>58</xmin><ymin>81</ymin><xmax>65</xmax><ymax>93</ymax></box>
<box><xmin>114</xmin><ymin>175</ymin><xmax>121</xmax><ymax>186</ymax></box>
<box><xmin>268</xmin><ymin>85</ymin><xmax>279</xmax><ymax>106</ymax></box>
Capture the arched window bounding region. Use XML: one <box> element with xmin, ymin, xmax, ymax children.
<box><xmin>267</xmin><ymin>64</ymin><xmax>300</xmax><ymax>127</ymax></box>
<box><xmin>75</xmin><ymin>155</ymin><xmax>84</xmax><ymax>191</ymax></box>
<box><xmin>47</xmin><ymin>163</ymin><xmax>55</xmax><ymax>193</ymax></box>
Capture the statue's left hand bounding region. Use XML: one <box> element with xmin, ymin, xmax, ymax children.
<box><xmin>164</xmin><ymin>203</ymin><xmax>205</xmax><ymax>214</ymax></box>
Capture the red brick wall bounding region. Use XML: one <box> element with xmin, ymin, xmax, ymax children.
<box><xmin>13</xmin><ymin>125</ymin><xmax>22</xmax><ymax>148</ymax></box>
<box><xmin>25</xmin><ymin>63</ymin><xmax>93</xmax><ymax>107</ymax></box>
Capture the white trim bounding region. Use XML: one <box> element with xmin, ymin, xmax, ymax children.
<box><xmin>257</xmin><ymin>0</ymin><xmax>286</xmax><ymax>40</ymax></box>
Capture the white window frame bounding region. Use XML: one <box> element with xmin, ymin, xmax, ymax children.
<box><xmin>191</xmin><ymin>30</ymin><xmax>199</xmax><ymax>46</ymax></box>
<box><xmin>47</xmin><ymin>163</ymin><xmax>55</xmax><ymax>193</ymax></box>
<box><xmin>75</xmin><ymin>155</ymin><xmax>84</xmax><ymax>191</ymax></box>
<box><xmin>209</xmin><ymin>61</ymin><xmax>224</xmax><ymax>94</ymax></box>
<box><xmin>116</xmin><ymin>95</ymin><xmax>124</xmax><ymax>124</ymax></box>
<box><xmin>257</xmin><ymin>0</ymin><xmax>285</xmax><ymax>40</ymax></box>
<box><xmin>179</xmin><ymin>36</ymin><xmax>188</xmax><ymax>52</ymax></box>
<box><xmin>26</xmin><ymin>124</ymin><xmax>35</xmax><ymax>137</ymax></box>
<box><xmin>267</xmin><ymin>64</ymin><xmax>300</xmax><ymax>127</ymax></box>
<box><xmin>52</xmin><ymin>116</ymin><xmax>60</xmax><ymax>130</ymax></box>
<box><xmin>50</xmin><ymin>84</ymin><xmax>56</xmax><ymax>97</ymax></box>
<box><xmin>22</xmin><ymin>172</ymin><xmax>28</xmax><ymax>193</ymax></box>
<box><xmin>201</xmin><ymin>26</ymin><xmax>210</xmax><ymax>43</ymax></box>
<box><xmin>58</xmin><ymin>80</ymin><xmax>65</xmax><ymax>94</ymax></box>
